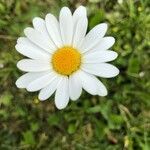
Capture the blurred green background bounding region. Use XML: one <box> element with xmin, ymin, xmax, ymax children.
<box><xmin>0</xmin><ymin>0</ymin><xmax>150</xmax><ymax>149</ymax></box>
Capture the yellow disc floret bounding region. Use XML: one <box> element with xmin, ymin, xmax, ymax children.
<box><xmin>52</xmin><ymin>46</ymin><xmax>81</xmax><ymax>76</ymax></box>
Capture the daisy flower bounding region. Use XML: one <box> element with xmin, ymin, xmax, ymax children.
<box><xmin>15</xmin><ymin>6</ymin><xmax>119</xmax><ymax>109</ymax></box>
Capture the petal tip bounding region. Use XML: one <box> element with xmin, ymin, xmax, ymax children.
<box><xmin>15</xmin><ymin>80</ymin><xmax>20</xmax><ymax>88</ymax></box>
<box><xmin>38</xmin><ymin>95</ymin><xmax>47</xmax><ymax>101</ymax></box>
<box><xmin>77</xmin><ymin>5</ymin><xmax>86</xmax><ymax>10</ymax></box>
<box><xmin>15</xmin><ymin>44</ymin><xmax>19</xmax><ymax>51</ymax></box>
<box><xmin>16</xmin><ymin>61</ymin><xmax>21</xmax><ymax>70</ymax></box>
<box><xmin>74</xmin><ymin>5</ymin><xmax>87</xmax><ymax>17</ymax></box>
<box><xmin>15</xmin><ymin>79</ymin><xmax>25</xmax><ymax>89</ymax></box>
<box><xmin>38</xmin><ymin>92</ymin><xmax>50</xmax><ymax>101</ymax></box>
<box><xmin>113</xmin><ymin>67</ymin><xmax>120</xmax><ymax>77</ymax></box>
<box><xmin>33</xmin><ymin>17</ymin><xmax>41</xmax><ymax>21</ymax></box>
<box><xmin>56</xmin><ymin>104</ymin><xmax>67</xmax><ymax>110</ymax></box>
<box><xmin>115</xmin><ymin>52</ymin><xmax>118</xmax><ymax>59</ymax></box>
<box><xmin>116</xmin><ymin>68</ymin><xmax>120</xmax><ymax>76</ymax></box>
<box><xmin>24</xmin><ymin>27</ymin><xmax>32</xmax><ymax>35</ymax></box>
<box><xmin>45</xmin><ymin>13</ymin><xmax>55</xmax><ymax>21</ymax></box>
<box><xmin>112</xmin><ymin>37</ymin><xmax>115</xmax><ymax>44</ymax></box>
<box><xmin>26</xmin><ymin>86</ymin><xmax>34</xmax><ymax>92</ymax></box>
<box><xmin>101</xmin><ymin>90</ymin><xmax>108</xmax><ymax>97</ymax></box>
<box><xmin>61</xmin><ymin>6</ymin><xmax>70</xmax><ymax>11</ymax></box>
<box><xmin>101</xmin><ymin>23</ymin><xmax>108</xmax><ymax>28</ymax></box>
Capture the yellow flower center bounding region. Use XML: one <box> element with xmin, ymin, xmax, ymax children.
<box><xmin>52</xmin><ymin>46</ymin><xmax>81</xmax><ymax>76</ymax></box>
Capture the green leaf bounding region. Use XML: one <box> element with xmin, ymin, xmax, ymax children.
<box><xmin>30</xmin><ymin>122</ymin><xmax>39</xmax><ymax>132</ymax></box>
<box><xmin>0</xmin><ymin>92</ymin><xmax>13</xmax><ymax>106</ymax></box>
<box><xmin>86</xmin><ymin>106</ymin><xmax>101</xmax><ymax>113</ymax></box>
<box><xmin>68</xmin><ymin>123</ymin><xmax>76</xmax><ymax>134</ymax></box>
<box><xmin>47</xmin><ymin>114</ymin><xmax>60</xmax><ymax>126</ymax></box>
<box><xmin>128</xmin><ymin>56</ymin><xmax>140</xmax><ymax>74</ymax></box>
<box><xmin>22</xmin><ymin>131</ymin><xmax>36</xmax><ymax>146</ymax></box>
<box><xmin>89</xmin><ymin>10</ymin><xmax>105</xmax><ymax>29</ymax></box>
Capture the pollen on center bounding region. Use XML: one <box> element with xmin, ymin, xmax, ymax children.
<box><xmin>52</xmin><ymin>46</ymin><xmax>81</xmax><ymax>76</ymax></box>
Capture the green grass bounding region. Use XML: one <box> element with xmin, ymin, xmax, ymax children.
<box><xmin>0</xmin><ymin>0</ymin><xmax>150</xmax><ymax>149</ymax></box>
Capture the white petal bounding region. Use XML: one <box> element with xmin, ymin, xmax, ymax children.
<box><xmin>78</xmin><ymin>70</ymin><xmax>97</xmax><ymax>95</ymax></box>
<box><xmin>83</xmin><ymin>50</ymin><xmax>118</xmax><ymax>63</ymax></box>
<box><xmin>82</xmin><ymin>63</ymin><xmax>119</xmax><ymax>78</ymax></box>
<box><xmin>59</xmin><ymin>7</ymin><xmax>73</xmax><ymax>45</ymax></box>
<box><xmin>16</xmin><ymin>71</ymin><xmax>49</xmax><ymax>88</ymax></box>
<box><xmin>72</xmin><ymin>17</ymin><xmax>88</xmax><ymax>49</ymax></box>
<box><xmin>94</xmin><ymin>77</ymin><xmax>107</xmax><ymax>96</ymax></box>
<box><xmin>17</xmin><ymin>37</ymin><xmax>24</xmax><ymax>44</ymax></box>
<box><xmin>73</xmin><ymin>6</ymin><xmax>87</xmax><ymax>24</ymax></box>
<box><xmin>33</xmin><ymin>17</ymin><xmax>45</xmax><ymax>31</ymax></box>
<box><xmin>78</xmin><ymin>70</ymin><xmax>108</xmax><ymax>96</ymax></box>
<box><xmin>86</xmin><ymin>37</ymin><xmax>115</xmax><ymax>53</ymax></box>
<box><xmin>72</xmin><ymin>6</ymin><xmax>87</xmax><ymax>49</ymax></box>
<box><xmin>24</xmin><ymin>27</ymin><xmax>54</xmax><ymax>53</ymax></box>
<box><xmin>17</xmin><ymin>59</ymin><xmax>51</xmax><ymax>72</ymax></box>
<box><xmin>15</xmin><ymin>39</ymin><xmax>50</xmax><ymax>60</ymax></box>
<box><xmin>32</xmin><ymin>17</ymin><xmax>57</xmax><ymax>52</ymax></box>
<box><xmin>80</xmin><ymin>23</ymin><xmax>108</xmax><ymax>53</ymax></box>
<box><xmin>69</xmin><ymin>71</ymin><xmax>82</xmax><ymax>101</ymax></box>
<box><xmin>26</xmin><ymin>71</ymin><xmax>57</xmax><ymax>92</ymax></box>
<box><xmin>45</xmin><ymin>13</ymin><xmax>63</xmax><ymax>48</ymax></box>
<box><xmin>55</xmin><ymin>76</ymin><xmax>69</xmax><ymax>109</ymax></box>
<box><xmin>38</xmin><ymin>76</ymin><xmax>62</xmax><ymax>101</ymax></box>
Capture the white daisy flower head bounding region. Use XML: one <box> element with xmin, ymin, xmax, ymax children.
<box><xmin>15</xmin><ymin>6</ymin><xmax>119</xmax><ymax>110</ymax></box>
